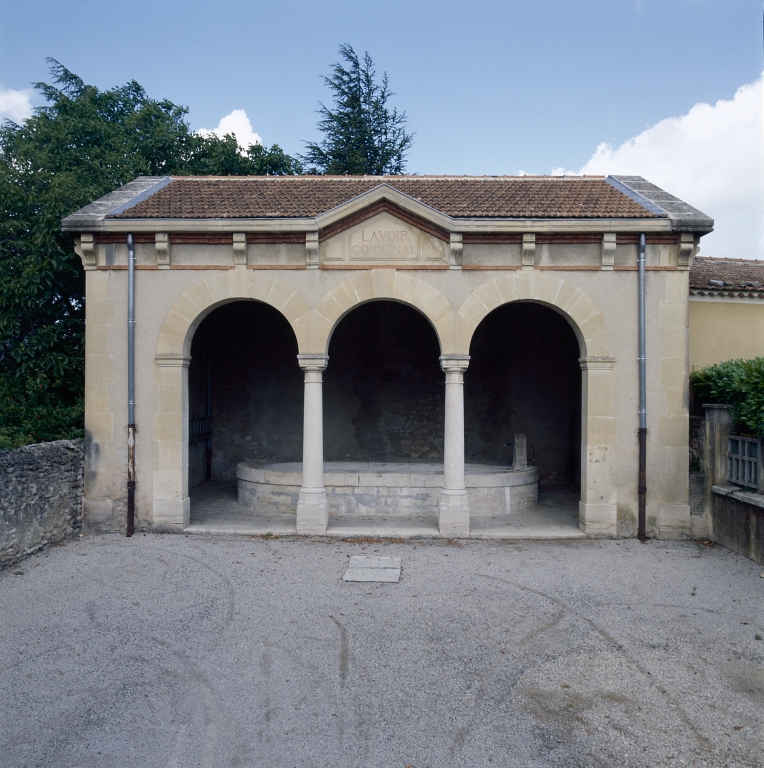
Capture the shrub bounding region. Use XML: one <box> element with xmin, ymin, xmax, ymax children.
<box><xmin>691</xmin><ymin>357</ymin><xmax>764</xmax><ymax>436</ymax></box>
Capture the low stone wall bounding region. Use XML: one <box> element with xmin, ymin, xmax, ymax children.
<box><xmin>710</xmin><ymin>486</ymin><xmax>764</xmax><ymax>566</ymax></box>
<box><xmin>237</xmin><ymin>461</ymin><xmax>539</xmax><ymax>516</ymax></box>
<box><xmin>0</xmin><ymin>440</ymin><xmax>84</xmax><ymax>568</ymax></box>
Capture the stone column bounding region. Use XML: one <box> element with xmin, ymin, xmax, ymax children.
<box><xmin>439</xmin><ymin>355</ymin><xmax>470</xmax><ymax>537</ymax></box>
<box><xmin>296</xmin><ymin>354</ymin><xmax>328</xmax><ymax>534</ymax></box>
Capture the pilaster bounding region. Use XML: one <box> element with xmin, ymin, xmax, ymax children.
<box><xmin>578</xmin><ymin>356</ymin><xmax>618</xmax><ymax>535</ymax></box>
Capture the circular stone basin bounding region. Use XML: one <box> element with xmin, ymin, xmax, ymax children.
<box><xmin>237</xmin><ymin>461</ymin><xmax>538</xmax><ymax>516</ymax></box>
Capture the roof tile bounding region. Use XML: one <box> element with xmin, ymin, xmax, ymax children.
<box><xmin>690</xmin><ymin>257</ymin><xmax>764</xmax><ymax>294</ymax></box>
<box><xmin>107</xmin><ymin>176</ymin><xmax>662</xmax><ymax>220</ymax></box>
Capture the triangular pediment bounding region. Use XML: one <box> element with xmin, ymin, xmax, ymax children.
<box><xmin>319</xmin><ymin>206</ymin><xmax>450</xmax><ymax>266</ymax></box>
<box><xmin>315</xmin><ymin>184</ymin><xmax>454</xmax><ymax>240</ymax></box>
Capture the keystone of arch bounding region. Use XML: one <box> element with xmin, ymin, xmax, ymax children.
<box><xmin>155</xmin><ymin>270</ymin><xmax>312</xmax><ymax>358</ymax></box>
<box><xmin>308</xmin><ymin>269</ymin><xmax>454</xmax><ymax>354</ymax></box>
<box><xmin>456</xmin><ymin>272</ymin><xmax>612</xmax><ymax>358</ymax></box>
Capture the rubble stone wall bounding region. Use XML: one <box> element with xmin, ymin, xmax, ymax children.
<box><xmin>0</xmin><ymin>440</ymin><xmax>84</xmax><ymax>568</ymax></box>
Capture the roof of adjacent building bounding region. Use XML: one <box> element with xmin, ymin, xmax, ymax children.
<box><xmin>61</xmin><ymin>174</ymin><xmax>714</xmax><ymax>232</ymax></box>
<box><xmin>690</xmin><ymin>257</ymin><xmax>764</xmax><ymax>298</ymax></box>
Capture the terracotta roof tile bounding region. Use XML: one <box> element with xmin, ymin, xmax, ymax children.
<box><xmin>690</xmin><ymin>257</ymin><xmax>764</xmax><ymax>295</ymax></box>
<box><xmin>107</xmin><ymin>176</ymin><xmax>663</xmax><ymax>220</ymax></box>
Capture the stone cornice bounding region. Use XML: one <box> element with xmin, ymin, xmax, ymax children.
<box><xmin>64</xmin><ymin>214</ymin><xmax>675</xmax><ymax>235</ymax></box>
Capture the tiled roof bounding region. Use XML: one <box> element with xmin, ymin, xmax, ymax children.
<box><xmin>107</xmin><ymin>176</ymin><xmax>663</xmax><ymax>220</ymax></box>
<box><xmin>690</xmin><ymin>257</ymin><xmax>764</xmax><ymax>296</ymax></box>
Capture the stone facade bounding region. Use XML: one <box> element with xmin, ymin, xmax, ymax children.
<box><xmin>62</xmin><ymin>175</ymin><xmax>714</xmax><ymax>539</ymax></box>
<box><xmin>0</xmin><ymin>440</ymin><xmax>84</xmax><ymax>568</ymax></box>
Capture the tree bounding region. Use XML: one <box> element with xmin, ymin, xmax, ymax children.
<box><xmin>0</xmin><ymin>60</ymin><xmax>300</xmax><ymax>448</ymax></box>
<box><xmin>301</xmin><ymin>44</ymin><xmax>414</xmax><ymax>175</ymax></box>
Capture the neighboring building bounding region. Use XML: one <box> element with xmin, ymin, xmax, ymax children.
<box><xmin>689</xmin><ymin>257</ymin><xmax>764</xmax><ymax>370</ymax></box>
<box><xmin>62</xmin><ymin>175</ymin><xmax>712</xmax><ymax>539</ymax></box>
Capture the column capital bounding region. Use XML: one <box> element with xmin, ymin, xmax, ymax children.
<box><xmin>440</xmin><ymin>355</ymin><xmax>470</xmax><ymax>373</ymax></box>
<box><xmin>297</xmin><ymin>354</ymin><xmax>328</xmax><ymax>372</ymax></box>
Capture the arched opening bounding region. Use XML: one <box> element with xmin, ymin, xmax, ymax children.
<box><xmin>324</xmin><ymin>300</ymin><xmax>443</xmax><ymax>462</ymax></box>
<box><xmin>187</xmin><ymin>301</ymin><xmax>302</xmax><ymax>500</ymax></box>
<box><xmin>466</xmin><ymin>302</ymin><xmax>582</xmax><ymax>520</ymax></box>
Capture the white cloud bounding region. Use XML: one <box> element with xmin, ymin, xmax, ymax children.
<box><xmin>552</xmin><ymin>76</ymin><xmax>764</xmax><ymax>259</ymax></box>
<box><xmin>198</xmin><ymin>109</ymin><xmax>262</xmax><ymax>152</ymax></box>
<box><xmin>0</xmin><ymin>86</ymin><xmax>33</xmax><ymax>124</ymax></box>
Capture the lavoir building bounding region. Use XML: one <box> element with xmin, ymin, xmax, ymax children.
<box><xmin>62</xmin><ymin>175</ymin><xmax>713</xmax><ymax>540</ymax></box>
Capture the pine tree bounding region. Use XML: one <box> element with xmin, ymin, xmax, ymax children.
<box><xmin>302</xmin><ymin>44</ymin><xmax>413</xmax><ymax>175</ymax></box>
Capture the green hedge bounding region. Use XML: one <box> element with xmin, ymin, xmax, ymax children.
<box><xmin>0</xmin><ymin>374</ymin><xmax>83</xmax><ymax>451</ymax></box>
<box><xmin>691</xmin><ymin>357</ymin><xmax>764</xmax><ymax>436</ymax></box>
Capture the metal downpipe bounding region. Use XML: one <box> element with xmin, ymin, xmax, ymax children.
<box><xmin>638</xmin><ymin>232</ymin><xmax>647</xmax><ymax>542</ymax></box>
<box><xmin>127</xmin><ymin>233</ymin><xmax>136</xmax><ymax>537</ymax></box>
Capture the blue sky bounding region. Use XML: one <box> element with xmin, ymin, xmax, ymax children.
<box><xmin>1</xmin><ymin>0</ymin><xmax>762</xmax><ymax>257</ymax></box>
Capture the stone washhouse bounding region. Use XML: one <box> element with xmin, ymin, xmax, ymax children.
<box><xmin>63</xmin><ymin>175</ymin><xmax>713</xmax><ymax>539</ymax></box>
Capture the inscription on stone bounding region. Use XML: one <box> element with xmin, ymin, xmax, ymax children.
<box><xmin>352</xmin><ymin>229</ymin><xmax>416</xmax><ymax>258</ymax></box>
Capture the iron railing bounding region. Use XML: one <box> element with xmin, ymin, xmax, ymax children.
<box><xmin>728</xmin><ymin>436</ymin><xmax>760</xmax><ymax>490</ymax></box>
<box><xmin>189</xmin><ymin>416</ymin><xmax>212</xmax><ymax>445</ymax></box>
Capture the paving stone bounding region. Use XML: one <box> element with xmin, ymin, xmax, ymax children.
<box><xmin>342</xmin><ymin>567</ymin><xmax>401</xmax><ymax>583</ymax></box>
<box><xmin>348</xmin><ymin>556</ymin><xmax>401</xmax><ymax>569</ymax></box>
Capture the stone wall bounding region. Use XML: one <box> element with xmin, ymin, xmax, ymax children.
<box><xmin>709</xmin><ymin>487</ymin><xmax>764</xmax><ymax>565</ymax></box>
<box><xmin>0</xmin><ymin>440</ymin><xmax>84</xmax><ymax>568</ymax></box>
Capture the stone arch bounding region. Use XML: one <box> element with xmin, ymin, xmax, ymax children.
<box><xmin>457</xmin><ymin>271</ymin><xmax>618</xmax><ymax>536</ymax></box>
<box><xmin>151</xmin><ymin>270</ymin><xmax>312</xmax><ymax>531</ymax></box>
<box><xmin>307</xmin><ymin>269</ymin><xmax>454</xmax><ymax>355</ymax></box>
<box><xmin>155</xmin><ymin>269</ymin><xmax>311</xmax><ymax>359</ymax></box>
<box><xmin>456</xmin><ymin>271</ymin><xmax>612</xmax><ymax>358</ymax></box>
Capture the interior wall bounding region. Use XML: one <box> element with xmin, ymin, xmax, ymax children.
<box><xmin>324</xmin><ymin>301</ymin><xmax>444</xmax><ymax>462</ymax></box>
<box><xmin>465</xmin><ymin>302</ymin><xmax>581</xmax><ymax>485</ymax></box>
<box><xmin>189</xmin><ymin>301</ymin><xmax>303</xmax><ymax>484</ymax></box>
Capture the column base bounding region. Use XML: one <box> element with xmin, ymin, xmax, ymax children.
<box><xmin>296</xmin><ymin>488</ymin><xmax>328</xmax><ymax>534</ymax></box>
<box><xmin>153</xmin><ymin>497</ymin><xmax>190</xmax><ymax>532</ymax></box>
<box><xmin>439</xmin><ymin>489</ymin><xmax>470</xmax><ymax>537</ymax></box>
<box><xmin>578</xmin><ymin>501</ymin><xmax>616</xmax><ymax>536</ymax></box>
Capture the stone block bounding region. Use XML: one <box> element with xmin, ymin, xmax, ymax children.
<box><xmin>578</xmin><ymin>501</ymin><xmax>617</xmax><ymax>535</ymax></box>
<box><xmin>516</xmin><ymin>270</ymin><xmax>540</xmax><ymax>300</ymax></box>
<box><xmin>537</xmin><ymin>274</ymin><xmax>564</xmax><ymax>307</ymax></box>
<box><xmin>152</xmin><ymin>469</ymin><xmax>184</xmax><ymax>499</ymax></box>
<box><xmin>86</xmin><ymin>298</ymin><xmax>115</xmax><ymax>326</ymax></box>
<box><xmin>391</xmin><ymin>271</ymin><xmax>419</xmax><ymax>304</ymax></box>
<box><xmin>655</xmin><ymin>504</ymin><xmax>691</xmax><ymax>538</ymax></box>
<box><xmin>658</xmin><ymin>415</ymin><xmax>689</xmax><ymax>447</ymax></box>
<box><xmin>84</xmin><ymin>355</ymin><xmax>114</xmax><ymax>385</ymax></box>
<box><xmin>492</xmin><ymin>273</ymin><xmax>520</xmax><ymax>304</ymax></box>
<box><xmin>153</xmin><ymin>497</ymin><xmax>190</xmax><ymax>530</ymax></box>
<box><xmin>371</xmin><ymin>268</ymin><xmax>397</xmax><ymax>298</ymax></box>
<box><xmin>471</xmin><ymin>280</ymin><xmax>504</xmax><ymax>313</ymax></box>
<box><xmin>153</xmin><ymin>412</ymin><xmax>183</xmax><ymax>443</ymax></box>
<box><xmin>82</xmin><ymin>497</ymin><xmax>114</xmax><ymax>532</ymax></box>
<box><xmin>343</xmin><ymin>568</ymin><xmax>401</xmax><ymax>583</ymax></box>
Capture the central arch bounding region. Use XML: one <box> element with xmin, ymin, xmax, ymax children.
<box><xmin>324</xmin><ymin>300</ymin><xmax>444</xmax><ymax>462</ymax></box>
<box><xmin>311</xmin><ymin>270</ymin><xmax>452</xmax><ymax>355</ymax></box>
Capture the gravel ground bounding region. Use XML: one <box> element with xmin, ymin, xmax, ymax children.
<box><xmin>0</xmin><ymin>533</ymin><xmax>762</xmax><ymax>768</ymax></box>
